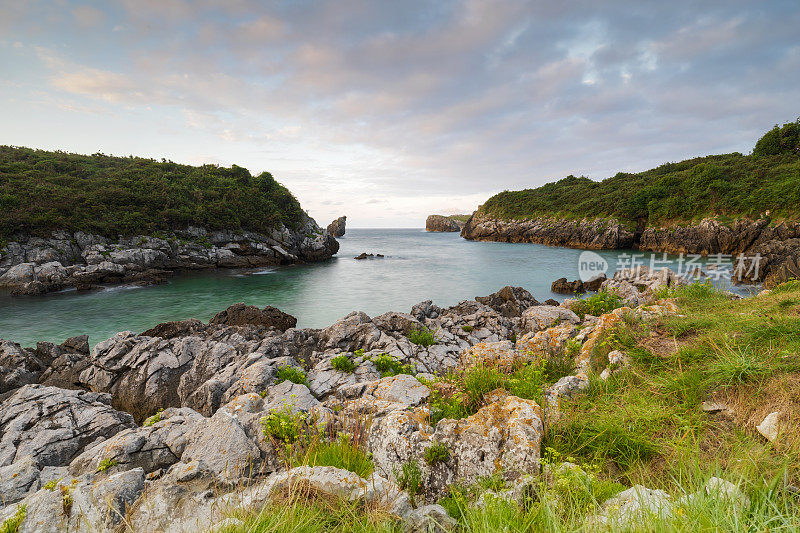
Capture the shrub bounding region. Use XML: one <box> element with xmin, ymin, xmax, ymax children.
<box><xmin>407</xmin><ymin>327</ymin><xmax>437</xmax><ymax>347</ymax></box>
<box><xmin>331</xmin><ymin>354</ymin><xmax>356</xmax><ymax>373</ymax></box>
<box><xmin>461</xmin><ymin>325</ymin><xmax>474</xmax><ymax>332</ymax></box>
<box><xmin>261</xmin><ymin>405</ymin><xmax>308</xmax><ymax>444</ymax></box>
<box><xmin>275</xmin><ymin>366</ymin><xmax>307</xmax><ymax>385</ymax></box>
<box><xmin>424</xmin><ymin>441</ymin><xmax>451</xmax><ymax>465</ymax></box>
<box><xmin>96</xmin><ymin>458</ymin><xmax>118</xmax><ymax>473</ymax></box>
<box><xmin>371</xmin><ymin>353</ymin><xmax>414</xmax><ymax>377</ymax></box>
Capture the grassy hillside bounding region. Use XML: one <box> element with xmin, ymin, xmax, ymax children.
<box><xmin>479</xmin><ymin>120</ymin><xmax>800</xmax><ymax>226</ymax></box>
<box><xmin>0</xmin><ymin>146</ymin><xmax>306</xmax><ymax>239</ymax></box>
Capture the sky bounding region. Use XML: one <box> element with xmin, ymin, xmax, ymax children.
<box><xmin>1</xmin><ymin>1</ymin><xmax>799</xmax><ymax>228</ymax></box>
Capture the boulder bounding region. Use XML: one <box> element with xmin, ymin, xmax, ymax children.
<box><xmin>0</xmin><ymin>341</ymin><xmax>45</xmax><ymax>395</ymax></box>
<box><xmin>551</xmin><ymin>277</ymin><xmax>585</xmax><ymax>294</ymax></box>
<box><xmin>520</xmin><ymin>306</ymin><xmax>580</xmax><ymax>334</ymax></box>
<box><xmin>0</xmin><ymin>456</ymin><xmax>40</xmax><ymax>507</ymax></box>
<box><xmin>0</xmin><ymin>385</ymin><xmax>135</xmax><ymax>468</ymax></box>
<box><xmin>208</xmin><ymin>303</ymin><xmax>297</xmax><ymax>331</ymax></box>
<box><xmin>475</xmin><ymin>286</ymin><xmax>539</xmax><ymax>318</ymax></box>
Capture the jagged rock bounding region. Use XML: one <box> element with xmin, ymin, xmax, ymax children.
<box><xmin>0</xmin><ymin>341</ymin><xmax>44</xmax><ymax>396</ymax></box>
<box><xmin>60</xmin><ymin>335</ymin><xmax>90</xmax><ymax>355</ymax></box>
<box><xmin>139</xmin><ymin>319</ymin><xmax>208</xmax><ymax>339</ymax></box>
<box><xmin>0</xmin><ymin>456</ymin><xmax>40</xmax><ymax>507</ymax></box>
<box><xmin>263</xmin><ymin>381</ymin><xmax>321</xmax><ymax>414</ymax></box>
<box><xmin>0</xmin><ymin>385</ymin><xmax>135</xmax><ymax>468</ymax></box>
<box><xmin>520</xmin><ymin>306</ymin><xmax>580</xmax><ymax>334</ymax></box>
<box><xmin>551</xmin><ymin>277</ymin><xmax>585</xmax><ymax>294</ymax></box>
<box><xmin>209</xmin><ymin>303</ymin><xmax>297</xmax><ymax>331</ymax></box>
<box><xmin>426</xmin><ymin>215</ymin><xmax>461</xmax><ymax>232</ymax></box>
<box><xmin>0</xmin><ymin>468</ymin><xmax>146</xmax><ymax>532</ymax></box>
<box><xmin>69</xmin><ymin>407</ymin><xmax>204</xmax><ymax>476</ymax></box>
<box><xmin>475</xmin><ymin>286</ymin><xmax>539</xmax><ymax>318</ymax></box>
<box><xmin>327</xmin><ymin>216</ymin><xmax>346</xmax><ymax>237</ymax></box>
<box><xmin>517</xmin><ymin>322</ymin><xmax>577</xmax><ymax>357</ymax></box>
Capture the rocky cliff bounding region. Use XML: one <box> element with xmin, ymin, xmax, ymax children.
<box><xmin>461</xmin><ymin>213</ymin><xmax>800</xmax><ymax>286</ymax></box>
<box><xmin>0</xmin><ymin>213</ymin><xmax>339</xmax><ymax>296</ymax></box>
<box><xmin>425</xmin><ymin>215</ymin><xmax>462</xmax><ymax>232</ymax></box>
<box><xmin>327</xmin><ymin>216</ymin><xmax>346</xmax><ymax>237</ymax></box>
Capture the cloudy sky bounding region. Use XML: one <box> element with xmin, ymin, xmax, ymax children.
<box><xmin>1</xmin><ymin>1</ymin><xmax>798</xmax><ymax>227</ymax></box>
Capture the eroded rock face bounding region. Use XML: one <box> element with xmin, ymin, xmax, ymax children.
<box><xmin>327</xmin><ymin>216</ymin><xmax>347</xmax><ymax>237</ymax></box>
<box><xmin>209</xmin><ymin>303</ymin><xmax>297</xmax><ymax>331</ymax></box>
<box><xmin>475</xmin><ymin>286</ymin><xmax>540</xmax><ymax>318</ymax></box>
<box><xmin>426</xmin><ymin>215</ymin><xmax>461</xmax><ymax>232</ymax></box>
<box><xmin>520</xmin><ymin>306</ymin><xmax>580</xmax><ymax>335</ymax></box>
<box><xmin>0</xmin><ymin>385</ymin><xmax>135</xmax><ymax>468</ymax></box>
<box><xmin>0</xmin><ymin>214</ymin><xmax>339</xmax><ymax>296</ymax></box>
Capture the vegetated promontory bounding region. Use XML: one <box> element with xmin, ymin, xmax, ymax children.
<box><xmin>0</xmin><ymin>146</ymin><xmax>339</xmax><ymax>295</ymax></box>
<box><xmin>462</xmin><ymin>120</ymin><xmax>800</xmax><ymax>286</ymax></box>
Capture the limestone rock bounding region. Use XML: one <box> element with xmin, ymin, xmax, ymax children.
<box><xmin>209</xmin><ymin>303</ymin><xmax>297</xmax><ymax>331</ymax></box>
<box><xmin>327</xmin><ymin>216</ymin><xmax>346</xmax><ymax>237</ymax></box>
<box><xmin>520</xmin><ymin>306</ymin><xmax>580</xmax><ymax>335</ymax></box>
<box><xmin>0</xmin><ymin>385</ymin><xmax>135</xmax><ymax>468</ymax></box>
<box><xmin>756</xmin><ymin>411</ymin><xmax>782</xmax><ymax>443</ymax></box>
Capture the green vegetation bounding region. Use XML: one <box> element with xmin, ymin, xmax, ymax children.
<box><xmin>407</xmin><ymin>327</ymin><xmax>437</xmax><ymax>346</ymax></box>
<box><xmin>394</xmin><ymin>460</ymin><xmax>423</xmax><ymax>505</ymax></box>
<box><xmin>448</xmin><ymin>214</ymin><xmax>471</xmax><ymax>223</ymax></box>
<box><xmin>461</xmin><ymin>325</ymin><xmax>474</xmax><ymax>332</ymax></box>
<box><xmin>569</xmin><ymin>290</ymin><xmax>624</xmax><ymax>319</ymax></box>
<box><xmin>143</xmin><ymin>408</ymin><xmax>165</xmax><ymax>427</ymax></box>
<box><xmin>424</xmin><ymin>441</ymin><xmax>451</xmax><ymax>465</ymax></box>
<box><xmin>371</xmin><ymin>353</ymin><xmax>414</xmax><ymax>377</ymax></box>
<box><xmin>331</xmin><ymin>354</ymin><xmax>356</xmax><ymax>373</ymax></box>
<box><xmin>0</xmin><ymin>505</ymin><xmax>26</xmax><ymax>533</ymax></box>
<box><xmin>261</xmin><ymin>405</ymin><xmax>308</xmax><ymax>445</ymax></box>
<box><xmin>0</xmin><ymin>145</ymin><xmax>305</xmax><ymax>239</ymax></box>
<box><xmin>275</xmin><ymin>366</ymin><xmax>307</xmax><ymax>386</ymax></box>
<box><xmin>477</xmin><ymin>120</ymin><xmax>800</xmax><ymax>225</ymax></box>
<box><xmin>96</xmin><ymin>458</ymin><xmax>119</xmax><ymax>473</ymax></box>
<box><xmin>291</xmin><ymin>434</ymin><xmax>374</xmax><ymax>478</ymax></box>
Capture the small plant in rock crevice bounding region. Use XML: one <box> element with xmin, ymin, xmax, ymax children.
<box><xmin>424</xmin><ymin>441</ymin><xmax>451</xmax><ymax>465</ymax></box>
<box><xmin>96</xmin><ymin>458</ymin><xmax>119</xmax><ymax>473</ymax></box>
<box><xmin>0</xmin><ymin>504</ymin><xmax>26</xmax><ymax>533</ymax></box>
<box><xmin>371</xmin><ymin>353</ymin><xmax>414</xmax><ymax>377</ymax></box>
<box><xmin>331</xmin><ymin>354</ymin><xmax>356</xmax><ymax>373</ymax></box>
<box><xmin>461</xmin><ymin>325</ymin><xmax>474</xmax><ymax>332</ymax></box>
<box><xmin>275</xmin><ymin>366</ymin><xmax>307</xmax><ymax>385</ymax></box>
<box><xmin>394</xmin><ymin>460</ymin><xmax>423</xmax><ymax>506</ymax></box>
<box><xmin>260</xmin><ymin>404</ymin><xmax>308</xmax><ymax>445</ymax></box>
<box><xmin>143</xmin><ymin>408</ymin><xmax>164</xmax><ymax>427</ymax></box>
<box><xmin>407</xmin><ymin>327</ymin><xmax>437</xmax><ymax>347</ymax></box>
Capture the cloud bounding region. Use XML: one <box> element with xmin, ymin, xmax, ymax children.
<box><xmin>2</xmin><ymin>0</ymin><xmax>800</xmax><ymax>227</ymax></box>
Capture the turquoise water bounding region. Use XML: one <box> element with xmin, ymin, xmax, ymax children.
<box><xmin>0</xmin><ymin>229</ymin><xmax>747</xmax><ymax>347</ymax></box>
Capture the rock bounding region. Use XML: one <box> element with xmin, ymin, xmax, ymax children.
<box><xmin>69</xmin><ymin>407</ymin><xmax>204</xmax><ymax>476</ymax></box>
<box><xmin>327</xmin><ymin>216</ymin><xmax>346</xmax><ymax>237</ymax></box>
<box><xmin>594</xmin><ymin>485</ymin><xmax>672</xmax><ymax>529</ymax></box>
<box><xmin>583</xmin><ymin>273</ymin><xmax>607</xmax><ymax>291</ymax></box>
<box><xmin>520</xmin><ymin>306</ymin><xmax>580</xmax><ymax>334</ymax></box>
<box><xmin>0</xmin><ymin>341</ymin><xmax>45</xmax><ymax>395</ymax></box>
<box><xmin>0</xmin><ymin>385</ymin><xmax>135</xmax><ymax>468</ymax></box>
<box><xmin>140</xmin><ymin>319</ymin><xmax>208</xmax><ymax>339</ymax></box>
<box><xmin>426</xmin><ymin>215</ymin><xmax>461</xmax><ymax>232</ymax></box>
<box><xmin>208</xmin><ymin>303</ymin><xmax>297</xmax><ymax>331</ymax></box>
<box><xmin>354</xmin><ymin>252</ymin><xmax>384</xmax><ymax>260</ymax></box>
<box><xmin>263</xmin><ymin>381</ymin><xmax>321</xmax><ymax>414</ymax></box>
<box><xmin>701</xmin><ymin>477</ymin><xmax>750</xmax><ymax>511</ymax></box>
<box><xmin>360</xmin><ymin>374</ymin><xmax>430</xmax><ymax>407</ymax></box>
<box><xmin>756</xmin><ymin>411</ymin><xmax>782</xmax><ymax>443</ymax></box>
<box><xmin>0</xmin><ymin>456</ymin><xmax>40</xmax><ymax>507</ymax></box>
<box><xmin>60</xmin><ymin>335</ymin><xmax>90</xmax><ymax>355</ymax></box>
<box><xmin>406</xmin><ymin>503</ymin><xmax>457</xmax><ymax>532</ymax></box>
<box><xmin>475</xmin><ymin>286</ymin><xmax>539</xmax><ymax>318</ymax></box>
<box><xmin>1</xmin><ymin>468</ymin><xmax>146</xmax><ymax>531</ymax></box>
<box><xmin>551</xmin><ymin>277</ymin><xmax>585</xmax><ymax>294</ymax></box>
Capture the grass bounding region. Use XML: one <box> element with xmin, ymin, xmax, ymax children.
<box><xmin>424</xmin><ymin>441</ymin><xmax>451</xmax><ymax>465</ymax></box>
<box><xmin>407</xmin><ymin>327</ymin><xmax>437</xmax><ymax>347</ymax></box>
<box><xmin>275</xmin><ymin>366</ymin><xmax>308</xmax><ymax>386</ymax></box>
<box><xmin>394</xmin><ymin>460</ymin><xmax>423</xmax><ymax>506</ymax></box>
<box><xmin>0</xmin><ymin>505</ymin><xmax>26</xmax><ymax>533</ymax></box>
<box><xmin>291</xmin><ymin>435</ymin><xmax>374</xmax><ymax>478</ymax></box>
<box><xmin>570</xmin><ymin>290</ymin><xmax>624</xmax><ymax>319</ymax></box>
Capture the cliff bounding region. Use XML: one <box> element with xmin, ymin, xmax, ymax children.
<box><xmin>426</xmin><ymin>214</ymin><xmax>465</xmax><ymax>232</ymax></box>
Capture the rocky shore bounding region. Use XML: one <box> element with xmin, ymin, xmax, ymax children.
<box><xmin>462</xmin><ymin>214</ymin><xmax>800</xmax><ymax>286</ymax></box>
<box><xmin>0</xmin><ymin>213</ymin><xmax>338</xmax><ymax>296</ymax></box>
<box><xmin>0</xmin><ymin>268</ymin><xmax>758</xmax><ymax>532</ymax></box>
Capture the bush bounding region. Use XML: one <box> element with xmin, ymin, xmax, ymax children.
<box><xmin>0</xmin><ymin>146</ymin><xmax>306</xmax><ymax>239</ymax></box>
<box><xmin>461</xmin><ymin>325</ymin><xmax>474</xmax><ymax>332</ymax></box>
<box><xmin>424</xmin><ymin>441</ymin><xmax>451</xmax><ymax>465</ymax></box>
<box><xmin>260</xmin><ymin>405</ymin><xmax>308</xmax><ymax>444</ymax></box>
<box><xmin>371</xmin><ymin>353</ymin><xmax>414</xmax><ymax>377</ymax></box>
<box><xmin>331</xmin><ymin>354</ymin><xmax>356</xmax><ymax>373</ymax></box>
<box><xmin>407</xmin><ymin>327</ymin><xmax>437</xmax><ymax>347</ymax></box>
<box><xmin>571</xmin><ymin>290</ymin><xmax>623</xmax><ymax>319</ymax></box>
<box><xmin>275</xmin><ymin>366</ymin><xmax>307</xmax><ymax>385</ymax></box>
